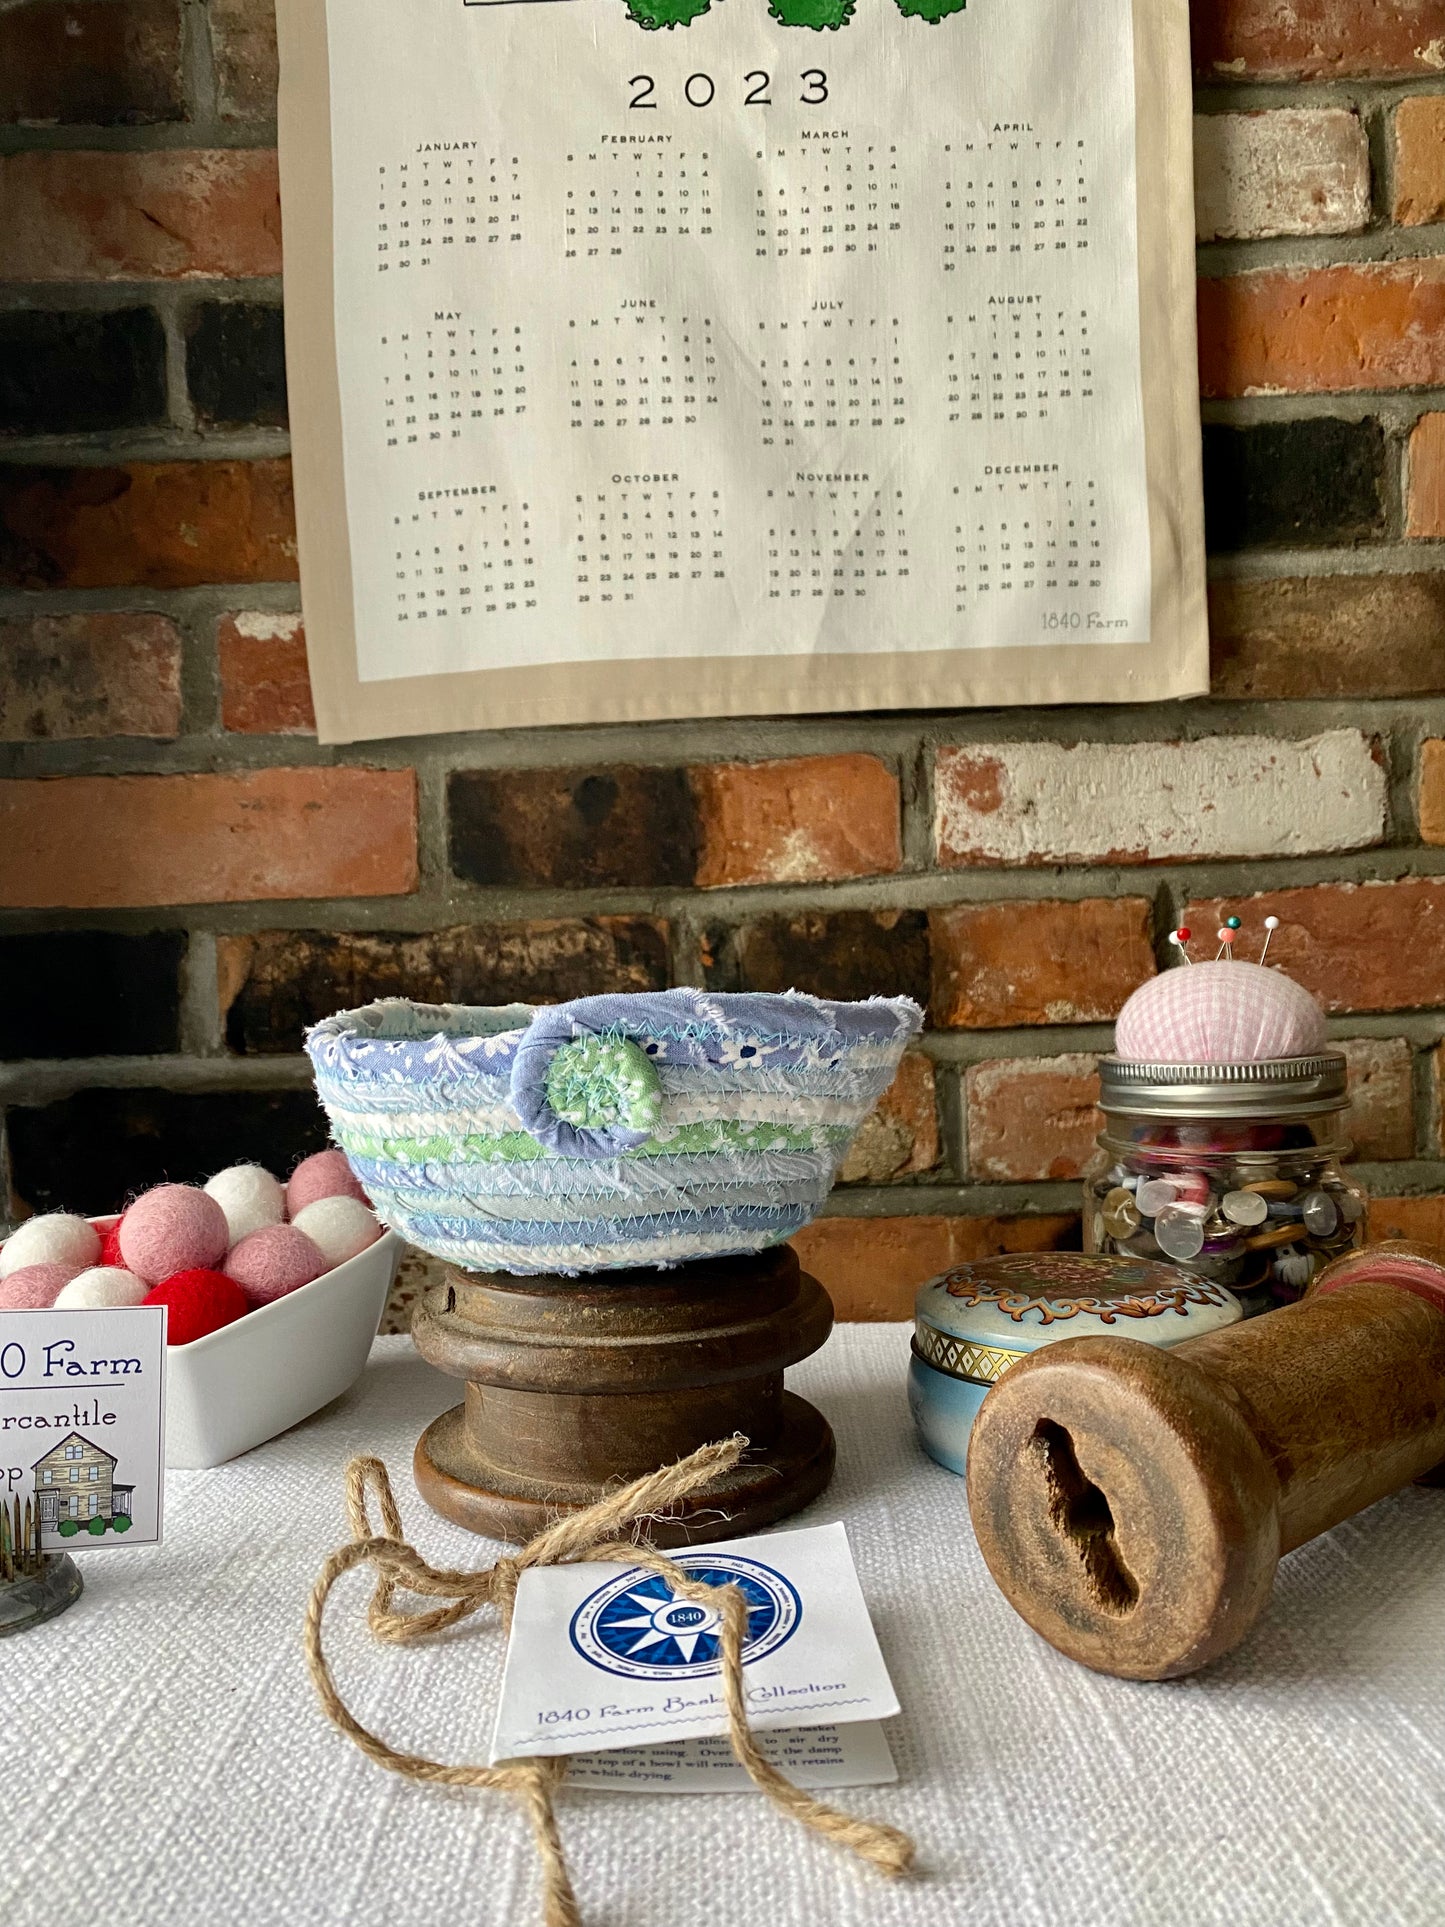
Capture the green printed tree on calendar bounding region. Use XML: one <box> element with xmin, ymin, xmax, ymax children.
<box><xmin>622</xmin><ymin>0</ymin><xmax>964</xmax><ymax>27</ymax></box>
<box><xmin>622</xmin><ymin>0</ymin><xmax>713</xmax><ymax>26</ymax></box>
<box><xmin>766</xmin><ymin>0</ymin><xmax>854</xmax><ymax>27</ymax></box>
<box><xmin>888</xmin><ymin>0</ymin><xmax>967</xmax><ymax>19</ymax></box>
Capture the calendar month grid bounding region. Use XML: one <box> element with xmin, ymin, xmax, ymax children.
<box><xmin>325</xmin><ymin>0</ymin><xmax>1151</xmax><ymax>681</ymax></box>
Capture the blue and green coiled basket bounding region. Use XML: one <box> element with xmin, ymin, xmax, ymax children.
<box><xmin>305</xmin><ymin>988</ymin><xmax>923</xmax><ymax>1275</ymax></box>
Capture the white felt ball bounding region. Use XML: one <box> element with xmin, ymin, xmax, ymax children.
<box><xmin>0</xmin><ymin>1212</ymin><xmax>102</xmax><ymax>1280</ymax></box>
<box><xmin>55</xmin><ymin>1266</ymin><xmax>149</xmax><ymax>1309</ymax></box>
<box><xmin>1115</xmin><ymin>960</ymin><xmax>1328</xmax><ymax>1064</ymax></box>
<box><xmin>290</xmin><ymin>1196</ymin><xmax>381</xmax><ymax>1268</ymax></box>
<box><xmin>204</xmin><ymin>1164</ymin><xmax>285</xmax><ymax>1245</ymax></box>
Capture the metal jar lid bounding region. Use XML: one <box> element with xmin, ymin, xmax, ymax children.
<box><xmin>1098</xmin><ymin>1053</ymin><xmax>1349</xmax><ymax>1120</ymax></box>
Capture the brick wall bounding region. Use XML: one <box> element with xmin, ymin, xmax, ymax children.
<box><xmin>5</xmin><ymin>0</ymin><xmax>1445</xmax><ymax>1322</ymax></box>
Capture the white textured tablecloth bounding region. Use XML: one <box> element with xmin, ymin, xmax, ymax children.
<box><xmin>5</xmin><ymin>1327</ymin><xmax>1444</xmax><ymax>1927</ymax></box>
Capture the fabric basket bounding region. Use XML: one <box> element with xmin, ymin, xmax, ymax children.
<box><xmin>305</xmin><ymin>988</ymin><xmax>923</xmax><ymax>1275</ymax></box>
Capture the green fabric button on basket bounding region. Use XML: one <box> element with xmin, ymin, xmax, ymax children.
<box><xmin>543</xmin><ymin>1035</ymin><xmax>664</xmax><ymax>1138</ymax></box>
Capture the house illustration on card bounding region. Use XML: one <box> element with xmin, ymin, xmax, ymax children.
<box><xmin>32</xmin><ymin>1433</ymin><xmax>135</xmax><ymax>1533</ymax></box>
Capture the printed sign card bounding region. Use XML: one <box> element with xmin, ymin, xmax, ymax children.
<box><xmin>0</xmin><ymin>1308</ymin><xmax>166</xmax><ymax>1551</ymax></box>
<box><xmin>490</xmin><ymin>1521</ymin><xmax>898</xmax><ymax>1782</ymax></box>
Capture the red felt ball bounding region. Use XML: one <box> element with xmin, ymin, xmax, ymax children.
<box><xmin>142</xmin><ymin>1269</ymin><xmax>250</xmax><ymax>1346</ymax></box>
<box><xmin>285</xmin><ymin>1149</ymin><xmax>369</xmax><ymax>1218</ymax></box>
<box><xmin>97</xmin><ymin>1219</ymin><xmax>125</xmax><ymax>1269</ymax></box>
<box><xmin>119</xmin><ymin>1184</ymin><xmax>229</xmax><ymax>1285</ymax></box>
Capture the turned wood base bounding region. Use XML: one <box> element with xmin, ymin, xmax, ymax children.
<box><xmin>410</xmin><ymin>1245</ymin><xmax>836</xmax><ymax>1547</ymax></box>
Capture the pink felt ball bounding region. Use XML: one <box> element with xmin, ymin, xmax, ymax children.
<box><xmin>224</xmin><ymin>1224</ymin><xmax>328</xmax><ymax>1307</ymax></box>
<box><xmin>1115</xmin><ymin>960</ymin><xmax>1328</xmax><ymax>1065</ymax></box>
<box><xmin>118</xmin><ymin>1184</ymin><xmax>230</xmax><ymax>1286</ymax></box>
<box><xmin>285</xmin><ymin>1149</ymin><xmax>369</xmax><ymax>1218</ymax></box>
<box><xmin>0</xmin><ymin>1262</ymin><xmax>83</xmax><ymax>1310</ymax></box>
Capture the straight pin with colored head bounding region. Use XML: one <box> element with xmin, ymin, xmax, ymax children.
<box><xmin>1168</xmin><ymin>926</ymin><xmax>1194</xmax><ymax>965</ymax></box>
<box><xmin>1259</xmin><ymin>914</ymin><xmax>1280</xmax><ymax>966</ymax></box>
<box><xmin>1216</xmin><ymin>916</ymin><xmax>1241</xmax><ymax>961</ymax></box>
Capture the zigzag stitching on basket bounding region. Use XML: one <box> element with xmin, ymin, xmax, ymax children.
<box><xmin>309</xmin><ymin>998</ymin><xmax>917</xmax><ymax>1052</ymax></box>
<box><xmin>318</xmin><ymin>1061</ymin><xmax>898</xmax><ymax>1097</ymax></box>
<box><xmin>397</xmin><ymin>1202</ymin><xmax>806</xmax><ymax>1238</ymax></box>
<box><xmin>381</xmin><ymin>1187</ymin><xmax>834</xmax><ymax>1227</ymax></box>
<box><xmin>322</xmin><ymin>1101</ymin><xmax>867</xmax><ymax>1141</ymax></box>
<box><xmin>346</xmin><ymin>1152</ymin><xmax>843</xmax><ymax>1192</ymax></box>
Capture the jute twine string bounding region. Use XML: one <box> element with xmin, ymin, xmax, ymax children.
<box><xmin>303</xmin><ymin>1435</ymin><xmax>914</xmax><ymax>1927</ymax></box>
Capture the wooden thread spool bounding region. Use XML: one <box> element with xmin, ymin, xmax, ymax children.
<box><xmin>412</xmin><ymin>1244</ymin><xmax>836</xmax><ymax>1546</ymax></box>
<box><xmin>966</xmin><ymin>1241</ymin><xmax>1445</xmax><ymax>1679</ymax></box>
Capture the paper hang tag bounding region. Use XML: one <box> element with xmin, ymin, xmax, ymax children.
<box><xmin>0</xmin><ymin>1307</ymin><xmax>167</xmax><ymax>1552</ymax></box>
<box><xmin>489</xmin><ymin>1520</ymin><xmax>899</xmax><ymax>1767</ymax></box>
<box><xmin>567</xmin><ymin>1721</ymin><xmax>898</xmax><ymax>1795</ymax></box>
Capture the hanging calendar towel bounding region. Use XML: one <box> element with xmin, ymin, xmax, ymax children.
<box><xmin>277</xmin><ymin>0</ymin><xmax>1205</xmax><ymax>742</ymax></box>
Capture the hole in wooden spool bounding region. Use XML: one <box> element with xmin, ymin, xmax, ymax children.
<box><xmin>444</xmin><ymin>1284</ymin><xmax>457</xmax><ymax>1314</ymax></box>
<box><xmin>1032</xmin><ymin>1418</ymin><xmax>1139</xmax><ymax>1616</ymax></box>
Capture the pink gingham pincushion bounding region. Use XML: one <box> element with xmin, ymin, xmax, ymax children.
<box><xmin>1115</xmin><ymin>961</ymin><xmax>1328</xmax><ymax>1064</ymax></box>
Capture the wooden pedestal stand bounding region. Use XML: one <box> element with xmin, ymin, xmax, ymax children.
<box><xmin>411</xmin><ymin>1245</ymin><xmax>836</xmax><ymax>1546</ymax></box>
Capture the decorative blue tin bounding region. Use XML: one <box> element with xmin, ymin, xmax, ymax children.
<box><xmin>910</xmin><ymin>1251</ymin><xmax>1243</xmax><ymax>1474</ymax></box>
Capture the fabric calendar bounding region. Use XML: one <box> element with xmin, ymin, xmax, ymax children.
<box><xmin>277</xmin><ymin>0</ymin><xmax>1205</xmax><ymax>741</ymax></box>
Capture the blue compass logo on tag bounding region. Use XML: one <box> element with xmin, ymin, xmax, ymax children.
<box><xmin>569</xmin><ymin>1555</ymin><xmax>802</xmax><ymax>1680</ymax></box>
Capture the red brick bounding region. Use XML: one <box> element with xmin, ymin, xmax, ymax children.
<box><xmin>836</xmin><ymin>1052</ymin><xmax>940</xmax><ymax>1184</ymax></box>
<box><xmin>0</xmin><ymin>460</ymin><xmax>296</xmax><ymax>591</ymax></box>
<box><xmin>0</xmin><ymin>149</ymin><xmax>281</xmax><ymax>280</ymax></box>
<box><xmin>935</xmin><ymin>734</ymin><xmax>1385</xmax><ymax>867</ymax></box>
<box><xmin>449</xmin><ymin>765</ymin><xmax>696</xmax><ymax>890</ymax></box>
<box><xmin>1368</xmin><ymin>1195</ymin><xmax>1445</xmax><ymax>1245</ymax></box>
<box><xmin>1185</xmin><ymin>881</ymin><xmax>1445</xmax><ymax>1013</ymax></box>
<box><xmin>964</xmin><ymin>1056</ymin><xmax>1101</xmax><ymax>1184</ymax></box>
<box><xmin>1393</xmin><ymin>95</ymin><xmax>1445</xmax><ymax>225</ymax></box>
<box><xmin>0</xmin><ymin>0</ymin><xmax>183</xmax><ymax>126</ymax></box>
<box><xmin>1210</xmin><ymin>575</ymin><xmax>1445</xmax><ymax>699</ymax></box>
<box><xmin>1420</xmin><ymin>740</ymin><xmax>1445</xmax><ymax>845</ymax></box>
<box><xmin>210</xmin><ymin>0</ymin><xmax>278</xmax><ymax>122</ymax></box>
<box><xmin>0</xmin><ymin>768</ymin><xmax>416</xmax><ymax>908</ymax></box>
<box><xmin>930</xmin><ymin>897</ymin><xmax>1154</xmax><ymax>1029</ymax></box>
<box><xmin>218</xmin><ymin>611</ymin><xmax>314</xmax><ymax>734</ymax></box>
<box><xmin>790</xmin><ymin>1212</ymin><xmax>1079</xmax><ymax>1322</ymax></box>
<box><xmin>1199</xmin><ymin>265</ymin><xmax>1445</xmax><ymax>398</ymax></box>
<box><xmin>1407</xmin><ymin>414</ymin><xmax>1445</xmax><ymax>539</ymax></box>
<box><xmin>0</xmin><ymin>612</ymin><xmax>180</xmax><ymax>740</ymax></box>
<box><xmin>218</xmin><ymin>918</ymin><xmax>670</xmax><ymax>1052</ymax></box>
<box><xmin>690</xmin><ymin>754</ymin><xmax>900</xmax><ymax>889</ymax></box>
<box><xmin>959</xmin><ymin>1039</ymin><xmax>1411</xmax><ymax>1181</ymax></box>
<box><xmin>1193</xmin><ymin>109</ymin><xmax>1369</xmax><ymax>241</ymax></box>
<box><xmin>1338</xmin><ymin>1037</ymin><xmax>1415</xmax><ymax>1163</ymax></box>
<box><xmin>723</xmin><ymin>909</ymin><xmax>931</xmax><ymax>1010</ymax></box>
<box><xmin>1193</xmin><ymin>1</ymin><xmax>1445</xmax><ymax>80</ymax></box>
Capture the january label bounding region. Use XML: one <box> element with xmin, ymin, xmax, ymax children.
<box><xmin>0</xmin><ymin>1308</ymin><xmax>166</xmax><ymax>1552</ymax></box>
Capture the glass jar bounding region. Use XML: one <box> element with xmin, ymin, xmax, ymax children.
<box><xmin>1082</xmin><ymin>1055</ymin><xmax>1366</xmax><ymax>1317</ymax></box>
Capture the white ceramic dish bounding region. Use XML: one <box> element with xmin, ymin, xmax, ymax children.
<box><xmin>83</xmin><ymin>1215</ymin><xmax>401</xmax><ymax>1470</ymax></box>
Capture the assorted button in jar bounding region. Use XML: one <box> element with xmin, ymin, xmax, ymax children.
<box><xmin>1083</xmin><ymin>1056</ymin><xmax>1367</xmax><ymax>1315</ymax></box>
